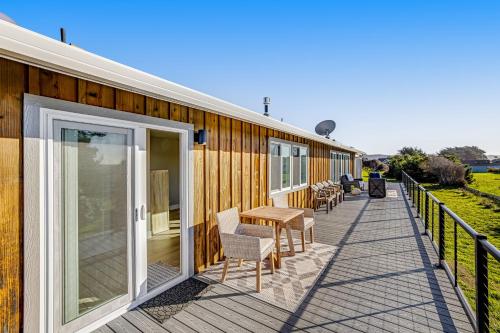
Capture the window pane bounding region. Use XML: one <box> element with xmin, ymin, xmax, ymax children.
<box><xmin>300</xmin><ymin>148</ymin><xmax>307</xmax><ymax>184</ymax></box>
<box><xmin>61</xmin><ymin>128</ymin><xmax>129</xmax><ymax>323</ymax></box>
<box><xmin>282</xmin><ymin>145</ymin><xmax>291</xmax><ymax>188</ymax></box>
<box><xmin>292</xmin><ymin>147</ymin><xmax>300</xmax><ymax>186</ymax></box>
<box><xmin>270</xmin><ymin>143</ymin><xmax>281</xmax><ymax>191</ymax></box>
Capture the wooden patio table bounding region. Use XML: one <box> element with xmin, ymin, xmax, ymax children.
<box><xmin>240</xmin><ymin>206</ymin><xmax>304</xmax><ymax>268</ymax></box>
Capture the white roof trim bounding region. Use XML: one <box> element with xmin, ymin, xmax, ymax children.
<box><xmin>0</xmin><ymin>20</ymin><xmax>361</xmax><ymax>153</ymax></box>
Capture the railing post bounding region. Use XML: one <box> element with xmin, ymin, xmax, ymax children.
<box><xmin>475</xmin><ymin>235</ymin><xmax>489</xmax><ymax>333</ymax></box>
<box><xmin>411</xmin><ymin>181</ymin><xmax>415</xmax><ymax>207</ymax></box>
<box><xmin>424</xmin><ymin>191</ymin><xmax>429</xmax><ymax>234</ymax></box>
<box><xmin>416</xmin><ymin>184</ymin><xmax>421</xmax><ymax>218</ymax></box>
<box><xmin>438</xmin><ymin>203</ymin><xmax>445</xmax><ymax>266</ymax></box>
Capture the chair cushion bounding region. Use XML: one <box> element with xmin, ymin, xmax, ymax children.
<box><xmin>304</xmin><ymin>217</ymin><xmax>315</xmax><ymax>229</ymax></box>
<box><xmin>259</xmin><ymin>237</ymin><xmax>275</xmax><ymax>260</ymax></box>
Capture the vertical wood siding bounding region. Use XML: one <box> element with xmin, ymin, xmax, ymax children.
<box><xmin>0</xmin><ymin>58</ymin><xmax>355</xmax><ymax>329</ymax></box>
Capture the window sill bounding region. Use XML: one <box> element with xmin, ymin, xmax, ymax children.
<box><xmin>269</xmin><ymin>184</ymin><xmax>309</xmax><ymax>198</ymax></box>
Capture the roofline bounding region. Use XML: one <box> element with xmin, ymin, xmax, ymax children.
<box><xmin>0</xmin><ymin>20</ymin><xmax>361</xmax><ymax>153</ymax></box>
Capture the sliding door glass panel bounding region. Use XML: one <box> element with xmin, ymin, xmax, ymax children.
<box><xmin>292</xmin><ymin>147</ymin><xmax>300</xmax><ymax>187</ymax></box>
<box><xmin>281</xmin><ymin>145</ymin><xmax>291</xmax><ymax>189</ymax></box>
<box><xmin>270</xmin><ymin>143</ymin><xmax>281</xmax><ymax>192</ymax></box>
<box><xmin>60</xmin><ymin>127</ymin><xmax>130</xmax><ymax>323</ymax></box>
<box><xmin>300</xmin><ymin>147</ymin><xmax>307</xmax><ymax>184</ymax></box>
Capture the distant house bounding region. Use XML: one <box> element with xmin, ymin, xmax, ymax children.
<box><xmin>362</xmin><ymin>154</ymin><xmax>390</xmax><ymax>163</ymax></box>
<box><xmin>487</xmin><ymin>154</ymin><xmax>500</xmax><ymax>161</ymax></box>
<box><xmin>463</xmin><ymin>159</ymin><xmax>500</xmax><ymax>172</ymax></box>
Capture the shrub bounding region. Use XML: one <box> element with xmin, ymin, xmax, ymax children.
<box><xmin>423</xmin><ymin>156</ymin><xmax>466</xmax><ymax>186</ymax></box>
<box><xmin>386</xmin><ymin>149</ymin><xmax>427</xmax><ymax>180</ymax></box>
<box><xmin>362</xmin><ymin>159</ymin><xmax>389</xmax><ymax>174</ymax></box>
<box><xmin>463</xmin><ymin>164</ymin><xmax>474</xmax><ymax>184</ymax></box>
<box><xmin>377</xmin><ymin>162</ymin><xmax>389</xmax><ymax>173</ymax></box>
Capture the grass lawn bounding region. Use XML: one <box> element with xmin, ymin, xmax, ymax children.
<box><xmin>420</xmin><ymin>184</ymin><xmax>500</xmax><ymax>331</ymax></box>
<box><xmin>469</xmin><ymin>172</ymin><xmax>500</xmax><ymax>197</ymax></box>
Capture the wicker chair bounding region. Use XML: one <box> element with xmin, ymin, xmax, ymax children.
<box><xmin>327</xmin><ymin>180</ymin><xmax>344</xmax><ymax>202</ymax></box>
<box><xmin>216</xmin><ymin>207</ymin><xmax>275</xmax><ymax>292</ymax></box>
<box><xmin>340</xmin><ymin>174</ymin><xmax>362</xmax><ymax>193</ymax></box>
<box><xmin>310</xmin><ymin>184</ymin><xmax>334</xmax><ymax>213</ymax></box>
<box><xmin>272</xmin><ymin>195</ymin><xmax>315</xmax><ymax>252</ymax></box>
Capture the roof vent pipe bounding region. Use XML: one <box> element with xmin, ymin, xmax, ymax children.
<box><xmin>60</xmin><ymin>27</ymin><xmax>66</xmax><ymax>43</ymax></box>
<box><xmin>263</xmin><ymin>97</ymin><xmax>270</xmax><ymax>117</ymax></box>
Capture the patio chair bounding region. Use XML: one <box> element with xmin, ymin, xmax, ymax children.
<box><xmin>321</xmin><ymin>181</ymin><xmax>342</xmax><ymax>205</ymax></box>
<box><xmin>272</xmin><ymin>195</ymin><xmax>315</xmax><ymax>252</ymax></box>
<box><xmin>310</xmin><ymin>184</ymin><xmax>334</xmax><ymax>213</ymax></box>
<box><xmin>340</xmin><ymin>173</ymin><xmax>362</xmax><ymax>193</ymax></box>
<box><xmin>216</xmin><ymin>207</ymin><xmax>275</xmax><ymax>292</ymax></box>
<box><xmin>327</xmin><ymin>180</ymin><xmax>344</xmax><ymax>202</ymax></box>
<box><xmin>316</xmin><ymin>182</ymin><xmax>338</xmax><ymax>206</ymax></box>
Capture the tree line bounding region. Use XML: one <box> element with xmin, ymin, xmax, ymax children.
<box><xmin>366</xmin><ymin>146</ymin><xmax>487</xmax><ymax>186</ymax></box>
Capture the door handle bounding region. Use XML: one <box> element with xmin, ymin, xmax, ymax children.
<box><xmin>140</xmin><ymin>205</ymin><xmax>145</xmax><ymax>220</ymax></box>
<box><xmin>135</xmin><ymin>205</ymin><xmax>146</xmax><ymax>221</ymax></box>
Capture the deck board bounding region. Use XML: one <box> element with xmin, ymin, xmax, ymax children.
<box><xmin>94</xmin><ymin>184</ymin><xmax>474</xmax><ymax>332</ymax></box>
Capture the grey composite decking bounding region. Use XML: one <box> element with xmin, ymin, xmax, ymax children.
<box><xmin>95</xmin><ymin>184</ymin><xmax>474</xmax><ymax>333</ymax></box>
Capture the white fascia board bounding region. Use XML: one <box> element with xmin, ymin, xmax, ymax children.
<box><xmin>0</xmin><ymin>20</ymin><xmax>361</xmax><ymax>153</ymax></box>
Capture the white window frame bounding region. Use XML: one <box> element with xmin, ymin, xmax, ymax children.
<box><xmin>298</xmin><ymin>146</ymin><xmax>308</xmax><ymax>186</ymax></box>
<box><xmin>268</xmin><ymin>138</ymin><xmax>309</xmax><ymax>198</ymax></box>
<box><xmin>330</xmin><ymin>151</ymin><xmax>352</xmax><ymax>182</ymax></box>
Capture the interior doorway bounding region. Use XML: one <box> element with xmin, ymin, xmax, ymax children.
<box><xmin>147</xmin><ymin>130</ymin><xmax>182</xmax><ymax>291</ymax></box>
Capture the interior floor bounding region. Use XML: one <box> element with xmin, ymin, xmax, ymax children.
<box><xmin>147</xmin><ymin>209</ymin><xmax>180</xmax><ymax>291</ymax></box>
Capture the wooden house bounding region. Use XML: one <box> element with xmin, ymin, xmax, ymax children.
<box><xmin>0</xmin><ymin>21</ymin><xmax>361</xmax><ymax>332</ymax></box>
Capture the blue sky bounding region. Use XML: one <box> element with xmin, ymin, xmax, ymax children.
<box><xmin>3</xmin><ymin>1</ymin><xmax>499</xmax><ymax>154</ymax></box>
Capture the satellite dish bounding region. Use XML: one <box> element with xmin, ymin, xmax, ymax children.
<box><xmin>315</xmin><ymin>120</ymin><xmax>336</xmax><ymax>139</ymax></box>
<box><xmin>0</xmin><ymin>13</ymin><xmax>16</xmax><ymax>25</ymax></box>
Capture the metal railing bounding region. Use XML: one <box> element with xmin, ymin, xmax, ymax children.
<box><xmin>402</xmin><ymin>171</ymin><xmax>500</xmax><ymax>333</ymax></box>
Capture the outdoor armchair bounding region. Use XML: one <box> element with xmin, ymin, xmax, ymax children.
<box><xmin>322</xmin><ymin>181</ymin><xmax>342</xmax><ymax>205</ymax></box>
<box><xmin>272</xmin><ymin>195</ymin><xmax>315</xmax><ymax>252</ymax></box>
<box><xmin>310</xmin><ymin>184</ymin><xmax>334</xmax><ymax>213</ymax></box>
<box><xmin>317</xmin><ymin>182</ymin><xmax>339</xmax><ymax>206</ymax></box>
<box><xmin>327</xmin><ymin>180</ymin><xmax>344</xmax><ymax>202</ymax></box>
<box><xmin>216</xmin><ymin>207</ymin><xmax>275</xmax><ymax>292</ymax></box>
<box><xmin>340</xmin><ymin>173</ymin><xmax>362</xmax><ymax>193</ymax></box>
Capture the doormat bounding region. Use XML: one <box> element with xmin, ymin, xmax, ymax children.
<box><xmin>199</xmin><ymin>237</ymin><xmax>337</xmax><ymax>312</ymax></box>
<box><xmin>139</xmin><ymin>278</ymin><xmax>212</xmax><ymax>323</ymax></box>
<box><xmin>387</xmin><ymin>190</ymin><xmax>398</xmax><ymax>198</ymax></box>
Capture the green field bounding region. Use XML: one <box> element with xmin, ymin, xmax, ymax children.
<box><xmin>420</xmin><ymin>184</ymin><xmax>500</xmax><ymax>331</ymax></box>
<box><xmin>469</xmin><ymin>172</ymin><xmax>500</xmax><ymax>197</ymax></box>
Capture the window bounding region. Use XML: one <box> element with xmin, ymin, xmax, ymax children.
<box><xmin>330</xmin><ymin>151</ymin><xmax>351</xmax><ymax>181</ymax></box>
<box><xmin>281</xmin><ymin>144</ymin><xmax>291</xmax><ymax>189</ymax></box>
<box><xmin>270</xmin><ymin>143</ymin><xmax>281</xmax><ymax>192</ymax></box>
<box><xmin>292</xmin><ymin>147</ymin><xmax>300</xmax><ymax>187</ymax></box>
<box><xmin>300</xmin><ymin>147</ymin><xmax>307</xmax><ymax>184</ymax></box>
<box><xmin>269</xmin><ymin>139</ymin><xmax>308</xmax><ymax>195</ymax></box>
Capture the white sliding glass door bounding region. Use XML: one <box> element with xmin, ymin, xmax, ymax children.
<box><xmin>24</xmin><ymin>102</ymin><xmax>192</xmax><ymax>332</ymax></box>
<box><xmin>53</xmin><ymin>120</ymin><xmax>134</xmax><ymax>332</ymax></box>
